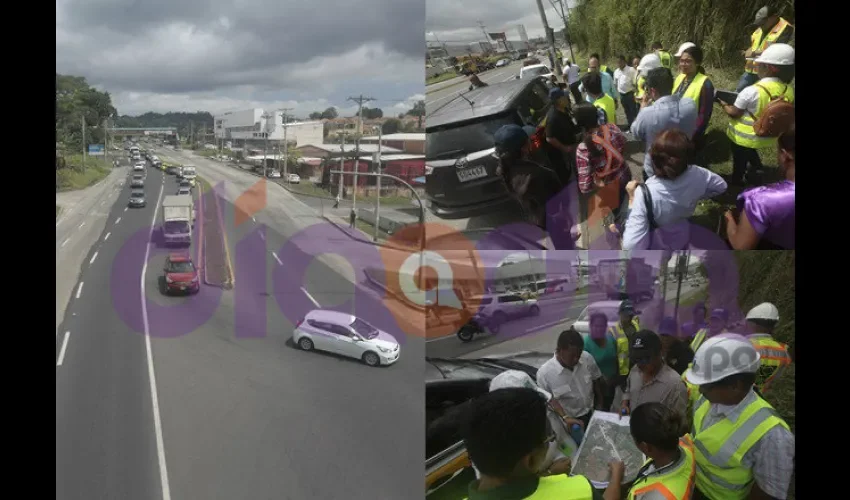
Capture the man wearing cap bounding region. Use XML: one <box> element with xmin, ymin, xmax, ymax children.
<box><xmin>493</xmin><ymin>124</ymin><xmax>564</xmax><ymax>230</ymax></box>
<box><xmin>736</xmin><ymin>5</ymin><xmax>794</xmax><ymax>93</ymax></box>
<box><xmin>745</xmin><ymin>302</ymin><xmax>792</xmax><ymax>395</ymax></box>
<box><xmin>609</xmin><ymin>300</ymin><xmax>641</xmax><ymax>384</ymax></box>
<box><xmin>582</xmin><ymin>72</ymin><xmax>616</xmax><ymax>126</ymax></box>
<box><xmin>690</xmin><ymin>308</ymin><xmax>728</xmax><ymax>352</ymax></box>
<box><xmin>720</xmin><ymin>43</ymin><xmax>795</xmax><ymax>186</ymax></box>
<box><xmin>630</xmin><ymin>67</ymin><xmax>697</xmax><ymax>181</ymax></box>
<box><xmin>544</xmin><ymin>87</ymin><xmax>580</xmax><ymax>182</ymax></box>
<box><xmin>684</xmin><ymin>335</ymin><xmax>795</xmax><ymax>500</ymax></box>
<box><xmin>620</xmin><ymin>330</ymin><xmax>688</xmax><ymax>418</ymax></box>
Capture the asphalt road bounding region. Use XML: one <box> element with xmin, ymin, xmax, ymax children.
<box><xmin>425</xmin><ymin>61</ymin><xmax>524</xmax><ymax>116</ymax></box>
<box><xmin>56</xmin><ymin>148</ymin><xmax>425</xmax><ymax>499</ymax></box>
<box><xmin>426</xmin><ymin>281</ymin><xmax>704</xmax><ymax>359</ymax></box>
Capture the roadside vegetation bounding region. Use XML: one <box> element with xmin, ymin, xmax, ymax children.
<box><xmin>426</xmin><ymin>70</ymin><xmax>459</xmax><ymax>86</ymax></box>
<box><xmin>56</xmin><ymin>154</ymin><xmax>112</xmax><ymax>191</ymax></box>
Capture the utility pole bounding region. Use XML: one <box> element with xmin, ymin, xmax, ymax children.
<box><xmin>337</xmin><ymin>130</ymin><xmax>346</xmax><ymax>201</ymax></box>
<box><xmin>347</xmin><ymin>95</ymin><xmax>375</xmax><ymax>211</ymax></box>
<box><xmin>550</xmin><ymin>0</ymin><xmax>575</xmax><ymax>64</ymax></box>
<box><xmin>673</xmin><ymin>251</ymin><xmax>688</xmax><ymax>321</ymax></box>
<box><xmin>279</xmin><ymin>108</ymin><xmax>293</xmax><ymax>183</ymax></box>
<box><xmin>373</xmin><ymin>125</ymin><xmax>382</xmax><ymax>242</ymax></box>
<box><xmin>82</xmin><ymin>115</ymin><xmax>86</xmax><ymax>169</ymax></box>
<box><xmin>261</xmin><ymin>111</ymin><xmax>273</xmax><ymax>178</ymax></box>
<box><xmin>103</xmin><ymin>118</ymin><xmax>109</xmax><ymax>165</ymax></box>
<box><xmin>534</xmin><ymin>0</ymin><xmax>562</xmax><ymax>78</ymax></box>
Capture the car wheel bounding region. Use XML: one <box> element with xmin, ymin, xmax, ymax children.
<box><xmin>298</xmin><ymin>337</ymin><xmax>314</xmax><ymax>351</ymax></box>
<box><xmin>457</xmin><ymin>328</ymin><xmax>475</xmax><ymax>342</ymax></box>
<box><xmin>362</xmin><ymin>351</ymin><xmax>381</xmax><ymax>367</ymax></box>
<box><xmin>530</xmin><ymin>305</ymin><xmax>540</xmax><ymax>316</ymax></box>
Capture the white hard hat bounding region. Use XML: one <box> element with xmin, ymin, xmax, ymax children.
<box><xmin>746</xmin><ymin>302</ymin><xmax>780</xmax><ymax>322</ymax></box>
<box><xmin>685</xmin><ymin>334</ymin><xmax>761</xmax><ymax>385</ymax></box>
<box><xmin>637</xmin><ymin>53</ymin><xmax>662</xmax><ymax>72</ymax></box>
<box><xmin>489</xmin><ymin>370</ymin><xmax>552</xmax><ymax>401</ymax></box>
<box><xmin>675</xmin><ymin>42</ymin><xmax>697</xmax><ymax>57</ymax></box>
<box><xmin>755</xmin><ymin>43</ymin><xmax>795</xmax><ymax>66</ymax></box>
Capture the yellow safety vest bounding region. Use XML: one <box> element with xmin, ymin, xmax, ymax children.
<box><xmin>682</xmin><ymin>368</ymin><xmax>700</xmax><ymax>430</ymax></box>
<box><xmin>463</xmin><ymin>474</ymin><xmax>594</xmax><ymax>500</ymax></box>
<box><xmin>745</xmin><ymin>18</ymin><xmax>793</xmax><ymax>74</ymax></box>
<box><xmin>609</xmin><ymin>318</ymin><xmax>640</xmax><ymax>375</ymax></box>
<box><xmin>634</xmin><ymin>75</ymin><xmax>647</xmax><ymax>100</ymax></box>
<box><xmin>628</xmin><ymin>437</ymin><xmax>697</xmax><ymax>500</ymax></box>
<box><xmin>689</xmin><ymin>328</ymin><xmax>708</xmax><ymax>352</ymax></box>
<box><xmin>656</xmin><ymin>50</ymin><xmax>673</xmax><ymax>69</ymax></box>
<box><xmin>592</xmin><ymin>94</ymin><xmax>617</xmax><ymax>126</ymax></box>
<box><xmin>749</xmin><ymin>334</ymin><xmax>792</xmax><ymax>394</ymax></box>
<box><xmin>691</xmin><ymin>395</ymin><xmax>790</xmax><ymax>500</ymax></box>
<box><xmin>726</xmin><ymin>80</ymin><xmax>795</xmax><ymax>149</ymax></box>
<box><xmin>673</xmin><ymin>72</ymin><xmax>710</xmax><ymax>106</ymax></box>
<box><xmin>600</xmin><ymin>64</ymin><xmax>610</xmax><ymax>74</ymax></box>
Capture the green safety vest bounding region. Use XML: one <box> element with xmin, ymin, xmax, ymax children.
<box><xmin>691</xmin><ymin>395</ymin><xmax>790</xmax><ymax>499</ymax></box>
<box><xmin>628</xmin><ymin>438</ymin><xmax>697</xmax><ymax>500</ymax></box>
<box><xmin>609</xmin><ymin>318</ymin><xmax>640</xmax><ymax>375</ymax></box>
<box><xmin>689</xmin><ymin>328</ymin><xmax>708</xmax><ymax>352</ymax></box>
<box><xmin>746</xmin><ymin>18</ymin><xmax>793</xmax><ymax>74</ymax></box>
<box><xmin>726</xmin><ymin>80</ymin><xmax>794</xmax><ymax>149</ymax></box>
<box><xmin>634</xmin><ymin>75</ymin><xmax>647</xmax><ymax>99</ymax></box>
<box><xmin>464</xmin><ymin>474</ymin><xmax>594</xmax><ymax>500</ymax></box>
<box><xmin>593</xmin><ymin>94</ymin><xmax>617</xmax><ymax>126</ymax></box>
<box><xmin>657</xmin><ymin>50</ymin><xmax>673</xmax><ymax>69</ymax></box>
<box><xmin>673</xmin><ymin>72</ymin><xmax>710</xmax><ymax>106</ymax></box>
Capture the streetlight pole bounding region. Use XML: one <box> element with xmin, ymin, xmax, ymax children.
<box><xmin>261</xmin><ymin>111</ymin><xmax>273</xmax><ymax>177</ymax></box>
<box><xmin>81</xmin><ymin>115</ymin><xmax>86</xmax><ymax>169</ymax></box>
<box><xmin>338</xmin><ymin>131</ymin><xmax>346</xmax><ymax>201</ymax></box>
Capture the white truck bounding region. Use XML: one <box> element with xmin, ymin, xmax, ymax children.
<box><xmin>161</xmin><ymin>195</ymin><xmax>195</xmax><ymax>246</ymax></box>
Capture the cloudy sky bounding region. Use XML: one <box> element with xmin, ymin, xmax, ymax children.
<box><xmin>57</xmin><ymin>0</ymin><xmax>425</xmax><ymax>118</ymax></box>
<box><xmin>426</xmin><ymin>0</ymin><xmax>578</xmax><ymax>45</ymax></box>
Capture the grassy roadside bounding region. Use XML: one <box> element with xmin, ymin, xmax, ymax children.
<box><xmin>56</xmin><ymin>155</ymin><xmax>112</xmax><ymax>192</ymax></box>
<box><xmin>426</xmin><ymin>70</ymin><xmax>459</xmax><ymax>86</ymax></box>
<box><xmin>285</xmin><ymin>181</ymin><xmax>416</xmax><ymax>206</ymax></box>
<box><xmin>56</xmin><ymin>205</ymin><xmax>61</xmax><ymax>220</ymax></box>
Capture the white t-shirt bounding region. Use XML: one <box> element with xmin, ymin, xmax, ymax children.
<box><xmin>734</xmin><ymin>77</ymin><xmax>784</xmax><ymax>115</ymax></box>
<box><xmin>613</xmin><ymin>66</ymin><xmax>637</xmax><ymax>94</ymax></box>
<box><xmin>563</xmin><ymin>64</ymin><xmax>580</xmax><ymax>85</ymax></box>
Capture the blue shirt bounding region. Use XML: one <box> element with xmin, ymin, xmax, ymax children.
<box><xmin>622</xmin><ymin>165</ymin><xmax>727</xmax><ymax>250</ymax></box>
<box><xmin>579</xmin><ymin>71</ymin><xmax>618</xmax><ymax>104</ymax></box>
<box><xmin>630</xmin><ymin>95</ymin><xmax>698</xmax><ymax>178</ymax></box>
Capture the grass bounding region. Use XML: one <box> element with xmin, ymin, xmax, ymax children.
<box><xmin>56</xmin><ymin>155</ymin><xmax>112</xmax><ymax>192</ymax></box>
<box><xmin>285</xmin><ymin>181</ymin><xmax>416</xmax><ymax>206</ymax></box>
<box><xmin>196</xmin><ymin>175</ymin><xmax>212</xmax><ymax>194</ymax></box>
<box><xmin>426</xmin><ymin>70</ymin><xmax>459</xmax><ymax>86</ymax></box>
<box><xmin>56</xmin><ymin>205</ymin><xmax>61</xmax><ymax>220</ymax></box>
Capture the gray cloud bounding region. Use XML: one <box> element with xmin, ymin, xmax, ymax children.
<box><xmin>57</xmin><ymin>0</ymin><xmax>424</xmax><ymax>116</ymax></box>
<box><xmin>426</xmin><ymin>0</ymin><xmax>573</xmax><ymax>43</ymax></box>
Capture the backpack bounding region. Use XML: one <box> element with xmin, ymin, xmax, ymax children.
<box><xmin>750</xmin><ymin>84</ymin><xmax>794</xmax><ymax>137</ymax></box>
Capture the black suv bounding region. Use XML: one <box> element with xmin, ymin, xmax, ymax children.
<box><xmin>425</xmin><ymin>76</ymin><xmax>555</xmax><ymax>219</ymax></box>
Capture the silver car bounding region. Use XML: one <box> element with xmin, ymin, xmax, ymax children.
<box><xmin>572</xmin><ymin>300</ymin><xmax>632</xmax><ymax>337</ymax></box>
<box><xmin>293</xmin><ymin>309</ymin><xmax>400</xmax><ymax>366</ymax></box>
<box><xmin>475</xmin><ymin>292</ymin><xmax>540</xmax><ymax>330</ymax></box>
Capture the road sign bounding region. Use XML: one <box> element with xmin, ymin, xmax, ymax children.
<box><xmin>88</xmin><ymin>144</ymin><xmax>104</xmax><ymax>156</ymax></box>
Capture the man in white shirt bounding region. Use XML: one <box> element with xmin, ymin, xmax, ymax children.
<box><xmin>536</xmin><ymin>328</ymin><xmax>606</xmax><ymax>429</ymax></box>
<box><xmin>562</xmin><ymin>59</ymin><xmax>582</xmax><ymax>104</ymax></box>
<box><xmin>613</xmin><ymin>55</ymin><xmax>638</xmax><ymax>128</ymax></box>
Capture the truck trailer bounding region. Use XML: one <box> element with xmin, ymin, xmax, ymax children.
<box><xmin>161</xmin><ymin>195</ymin><xmax>195</xmax><ymax>246</ymax></box>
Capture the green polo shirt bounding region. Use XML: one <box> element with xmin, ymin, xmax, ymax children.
<box><xmin>465</xmin><ymin>475</ymin><xmax>603</xmax><ymax>500</ymax></box>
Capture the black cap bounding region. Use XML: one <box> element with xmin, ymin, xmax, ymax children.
<box><xmin>493</xmin><ymin>124</ymin><xmax>529</xmax><ymax>155</ymax></box>
<box><xmin>630</xmin><ymin>331</ymin><xmax>662</xmax><ymax>363</ymax></box>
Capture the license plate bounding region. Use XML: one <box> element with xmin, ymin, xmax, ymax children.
<box><xmin>456</xmin><ymin>165</ymin><xmax>488</xmax><ymax>183</ymax></box>
<box><xmin>179</xmin><ymin>286</ymin><xmax>186</xmax><ymax>290</ymax></box>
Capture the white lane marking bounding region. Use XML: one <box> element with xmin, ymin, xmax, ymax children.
<box><xmin>259</xmin><ymin>232</ymin><xmax>265</xmax><ymax>241</ymax></box>
<box><xmin>104</xmin><ymin>232</ymin><xmax>111</xmax><ymax>241</ymax></box>
<box><xmin>426</xmin><ymin>334</ymin><xmax>464</xmax><ymax>343</ymax></box>
<box><xmin>140</xmin><ymin>176</ymin><xmax>172</xmax><ymax>500</ymax></box>
<box><xmin>79</xmin><ymin>222</ymin><xmax>85</xmax><ymax>229</ymax></box>
<box><xmin>61</xmin><ymin>238</ymin><xmax>70</xmax><ymax>247</ymax></box>
<box><xmin>89</xmin><ymin>252</ymin><xmax>98</xmax><ymax>265</ymax></box>
<box><xmin>252</xmin><ymin>216</ymin><xmax>256</xmax><ymax>223</ymax></box>
<box><xmin>75</xmin><ymin>282</ymin><xmax>84</xmax><ymax>299</ymax></box>
<box><xmin>115</xmin><ymin>217</ymin><xmax>122</xmax><ymax>224</ymax></box>
<box><xmin>124</xmin><ymin>207</ymin><xmax>128</xmax><ymax>212</ymax></box>
<box><xmin>300</xmin><ymin>287</ymin><xmax>321</xmax><ymax>308</ymax></box>
<box><xmin>57</xmin><ymin>331</ymin><xmax>71</xmax><ymax>366</ymax></box>
<box><xmin>272</xmin><ymin>252</ymin><xmax>282</xmax><ymax>265</ymax></box>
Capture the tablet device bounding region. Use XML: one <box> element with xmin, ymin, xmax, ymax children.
<box><xmin>715</xmin><ymin>89</ymin><xmax>739</xmax><ymax>105</ymax></box>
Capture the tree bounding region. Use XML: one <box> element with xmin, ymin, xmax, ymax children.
<box><xmin>320</xmin><ymin>107</ymin><xmax>338</xmax><ymax>119</ymax></box>
<box><xmin>406</xmin><ymin>100</ymin><xmax>425</xmax><ymax>129</ymax></box>
<box><xmin>382</xmin><ymin>118</ymin><xmax>402</xmax><ymax>134</ymax></box>
<box><xmin>309</xmin><ymin>111</ymin><xmax>323</xmax><ymax>120</ymax></box>
<box><xmin>362</xmin><ymin>107</ymin><xmax>384</xmax><ymax>119</ymax></box>
<box><xmin>56</xmin><ymin>74</ymin><xmax>118</xmax><ymax>152</ymax></box>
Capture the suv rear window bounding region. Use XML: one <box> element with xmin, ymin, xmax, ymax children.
<box><xmin>426</xmin><ymin>112</ymin><xmax>518</xmax><ymax>159</ymax></box>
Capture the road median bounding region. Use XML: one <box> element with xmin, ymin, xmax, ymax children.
<box><xmin>197</xmin><ymin>175</ymin><xmax>233</xmax><ymax>289</ymax></box>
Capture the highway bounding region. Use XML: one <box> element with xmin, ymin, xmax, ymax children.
<box><xmin>425</xmin><ymin>60</ymin><xmax>524</xmax><ymax>116</ymax></box>
<box><xmin>426</xmin><ymin>280</ymin><xmax>704</xmax><ymax>360</ymax></box>
<box><xmin>56</xmin><ymin>148</ymin><xmax>425</xmax><ymax>499</ymax></box>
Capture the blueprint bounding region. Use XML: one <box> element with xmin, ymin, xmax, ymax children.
<box><xmin>570</xmin><ymin>411</ymin><xmax>646</xmax><ymax>488</ymax></box>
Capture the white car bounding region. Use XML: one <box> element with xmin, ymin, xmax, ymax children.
<box><xmin>267</xmin><ymin>170</ymin><xmax>281</xmax><ymax>178</ymax></box>
<box><xmin>293</xmin><ymin>309</ymin><xmax>400</xmax><ymax>367</ymax></box>
<box><xmin>473</xmin><ymin>293</ymin><xmax>540</xmax><ymax>331</ymax></box>
<box><xmin>518</xmin><ymin>64</ymin><xmax>554</xmax><ymax>81</ymax></box>
<box><xmin>495</xmin><ymin>59</ymin><xmax>510</xmax><ymax>67</ymax></box>
<box><xmin>287</xmin><ymin>173</ymin><xmax>300</xmax><ymax>184</ymax></box>
<box><xmin>572</xmin><ymin>300</ymin><xmax>633</xmax><ymax>337</ymax></box>
<box><xmin>177</xmin><ymin>187</ymin><xmax>191</xmax><ymax>196</ymax></box>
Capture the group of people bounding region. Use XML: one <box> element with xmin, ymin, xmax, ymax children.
<box><xmin>491</xmin><ymin>5</ymin><xmax>794</xmax><ymax>251</ymax></box>
<box><xmin>456</xmin><ymin>300</ymin><xmax>794</xmax><ymax>499</ymax></box>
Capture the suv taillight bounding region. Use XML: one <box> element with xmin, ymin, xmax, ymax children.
<box><xmin>528</xmin><ymin>125</ymin><xmax>546</xmax><ymax>152</ymax></box>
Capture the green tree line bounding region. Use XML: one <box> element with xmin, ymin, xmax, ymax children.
<box><xmin>114</xmin><ymin>111</ymin><xmax>214</xmax><ymax>142</ymax></box>
<box><xmin>568</xmin><ymin>0</ymin><xmax>794</xmax><ymax>67</ymax></box>
<box><xmin>56</xmin><ymin>74</ymin><xmax>117</xmax><ymax>154</ymax></box>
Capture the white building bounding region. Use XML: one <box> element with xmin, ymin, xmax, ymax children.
<box><xmin>214</xmin><ymin>108</ymin><xmax>323</xmax><ymax>147</ymax></box>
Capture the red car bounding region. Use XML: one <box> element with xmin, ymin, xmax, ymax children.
<box><xmin>163</xmin><ymin>253</ymin><xmax>200</xmax><ymax>294</ymax></box>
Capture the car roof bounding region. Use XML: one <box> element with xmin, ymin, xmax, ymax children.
<box><xmin>584</xmin><ymin>300</ymin><xmax>624</xmax><ymax>309</ymax></box>
<box><xmin>426</xmin><ymin>77</ymin><xmax>544</xmax><ymax>130</ymax></box>
<box><xmin>167</xmin><ymin>253</ymin><xmax>192</xmax><ymax>262</ymax></box>
<box><xmin>522</xmin><ymin>64</ymin><xmax>550</xmax><ymax>72</ymax></box>
<box><xmin>305</xmin><ymin>309</ymin><xmax>356</xmax><ymax>326</ymax></box>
